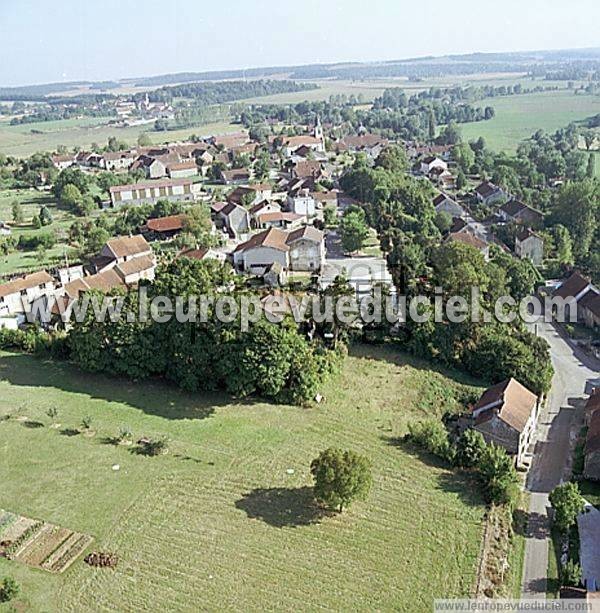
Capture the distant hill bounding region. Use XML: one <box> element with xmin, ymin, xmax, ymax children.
<box><xmin>2</xmin><ymin>46</ymin><xmax>600</xmax><ymax>98</ymax></box>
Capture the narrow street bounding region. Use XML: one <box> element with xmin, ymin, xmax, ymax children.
<box><xmin>521</xmin><ymin>320</ymin><xmax>600</xmax><ymax>597</ymax></box>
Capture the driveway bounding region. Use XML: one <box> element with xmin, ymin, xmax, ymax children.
<box><xmin>521</xmin><ymin>320</ymin><xmax>600</xmax><ymax>597</ymax></box>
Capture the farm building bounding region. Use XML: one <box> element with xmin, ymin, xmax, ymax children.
<box><xmin>109</xmin><ymin>179</ymin><xmax>194</xmax><ymax>207</ymax></box>
<box><xmin>471</xmin><ymin>378</ymin><xmax>539</xmax><ymax>467</ymax></box>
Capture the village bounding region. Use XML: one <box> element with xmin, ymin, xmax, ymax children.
<box><xmin>1</xmin><ymin>12</ymin><xmax>600</xmax><ymax>606</ymax></box>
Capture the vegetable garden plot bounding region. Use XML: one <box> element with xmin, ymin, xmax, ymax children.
<box><xmin>0</xmin><ymin>509</ymin><xmax>93</xmax><ymax>573</ymax></box>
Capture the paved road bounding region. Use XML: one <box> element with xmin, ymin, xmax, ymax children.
<box><xmin>521</xmin><ymin>320</ymin><xmax>600</xmax><ymax>597</ymax></box>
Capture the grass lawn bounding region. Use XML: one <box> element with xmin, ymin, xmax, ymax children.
<box><xmin>460</xmin><ymin>91</ymin><xmax>600</xmax><ymax>152</ymax></box>
<box><xmin>547</xmin><ymin>527</ymin><xmax>561</xmax><ymax>598</ymax></box>
<box><xmin>0</xmin><ymin>187</ymin><xmax>82</xmax><ymax>275</ymax></box>
<box><xmin>0</xmin><ymin>345</ymin><xmax>486</xmax><ymax>611</ymax></box>
<box><xmin>359</xmin><ymin>230</ymin><xmax>383</xmax><ymax>258</ymax></box>
<box><xmin>507</xmin><ymin>497</ymin><xmax>528</xmax><ymax>598</ymax></box>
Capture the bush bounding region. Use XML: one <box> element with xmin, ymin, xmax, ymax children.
<box><xmin>549</xmin><ymin>482</ymin><xmax>585</xmax><ymax>533</ymax></box>
<box><xmin>455</xmin><ymin>428</ymin><xmax>486</xmax><ymax>469</ymax></box>
<box><xmin>140</xmin><ymin>436</ymin><xmax>169</xmax><ymax>456</ymax></box>
<box><xmin>560</xmin><ymin>559</ymin><xmax>583</xmax><ymax>587</ymax></box>
<box><xmin>310</xmin><ymin>448</ymin><xmax>372</xmax><ymax>512</ymax></box>
<box><xmin>478</xmin><ymin>444</ymin><xmax>520</xmax><ymax>506</ymax></box>
<box><xmin>17</xmin><ymin>231</ymin><xmax>56</xmax><ymax>250</ymax></box>
<box><xmin>0</xmin><ymin>576</ymin><xmax>19</xmax><ymax>603</ymax></box>
<box><xmin>0</xmin><ymin>328</ymin><xmax>69</xmax><ymax>358</ymax></box>
<box><xmin>407</xmin><ymin>418</ymin><xmax>455</xmax><ymax>463</ymax></box>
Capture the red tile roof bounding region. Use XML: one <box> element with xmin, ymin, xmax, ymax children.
<box><xmin>146</xmin><ymin>214</ymin><xmax>188</xmax><ymax>233</ymax></box>
<box><xmin>0</xmin><ymin>271</ymin><xmax>53</xmax><ymax>298</ymax></box>
<box><xmin>473</xmin><ymin>378</ymin><xmax>537</xmax><ymax>433</ymax></box>
<box><xmin>105</xmin><ymin>235</ymin><xmax>151</xmax><ymax>259</ymax></box>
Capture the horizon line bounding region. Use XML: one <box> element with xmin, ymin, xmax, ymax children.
<box><xmin>3</xmin><ymin>44</ymin><xmax>600</xmax><ymax>91</ymax></box>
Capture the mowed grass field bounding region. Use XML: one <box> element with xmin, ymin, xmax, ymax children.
<box><xmin>0</xmin><ymin>118</ymin><xmax>239</xmax><ymax>158</ymax></box>
<box><xmin>461</xmin><ymin>90</ymin><xmax>600</xmax><ymax>152</ymax></box>
<box><xmin>0</xmin><ymin>345</ymin><xmax>486</xmax><ymax>612</ymax></box>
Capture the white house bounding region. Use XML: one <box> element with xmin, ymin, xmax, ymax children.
<box><xmin>515</xmin><ymin>229</ymin><xmax>544</xmax><ymax>266</ymax></box>
<box><xmin>420</xmin><ymin>156</ymin><xmax>447</xmax><ymax>175</ymax></box>
<box><xmin>474</xmin><ymin>181</ymin><xmax>506</xmax><ymax>206</ymax></box>
<box><xmin>99</xmin><ymin>235</ymin><xmax>153</xmax><ymax>266</ymax></box>
<box><xmin>167</xmin><ymin>161</ymin><xmax>198</xmax><ymax>179</ymax></box>
<box><xmin>286</xmin><ymin>188</ymin><xmax>316</xmax><ymax>218</ymax></box>
<box><xmin>232</xmin><ymin>226</ymin><xmax>325</xmax><ymax>274</ymax></box>
<box><xmin>51</xmin><ymin>154</ymin><xmax>74</xmax><ymax>171</ymax></box>
<box><xmin>101</xmin><ymin>151</ymin><xmax>136</xmax><ymax>171</ymax></box>
<box><xmin>217</xmin><ymin>202</ymin><xmax>251</xmax><ymax>239</ymax></box>
<box><xmin>0</xmin><ymin>271</ymin><xmax>55</xmax><ymax>317</ymax></box>
<box><xmin>433</xmin><ymin>193</ymin><xmax>466</xmax><ymax>218</ymax></box>
<box><xmin>553</xmin><ymin>271</ymin><xmax>600</xmax><ymax>324</ymax></box>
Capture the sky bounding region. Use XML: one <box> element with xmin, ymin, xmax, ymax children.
<box><xmin>1</xmin><ymin>0</ymin><xmax>600</xmax><ymax>87</ymax></box>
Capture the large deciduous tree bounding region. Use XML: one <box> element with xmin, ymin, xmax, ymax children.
<box><xmin>310</xmin><ymin>448</ymin><xmax>372</xmax><ymax>512</ymax></box>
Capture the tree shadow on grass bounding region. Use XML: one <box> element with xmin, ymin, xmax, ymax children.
<box><xmin>59</xmin><ymin>427</ymin><xmax>80</xmax><ymax>437</ymax></box>
<box><xmin>235</xmin><ymin>487</ymin><xmax>329</xmax><ymax>528</ymax></box>
<box><xmin>382</xmin><ymin>434</ymin><xmax>448</xmax><ymax>470</ymax></box>
<box><xmin>0</xmin><ymin>352</ymin><xmax>235</xmax><ymax>421</ymax></box>
<box><xmin>22</xmin><ymin>420</ymin><xmax>44</xmax><ymax>428</ymax></box>
<box><xmin>383</xmin><ymin>434</ymin><xmax>484</xmax><ymax>508</ymax></box>
<box><xmin>348</xmin><ymin>343</ymin><xmax>486</xmax><ymax>388</ymax></box>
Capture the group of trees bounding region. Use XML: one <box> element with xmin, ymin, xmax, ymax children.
<box><xmin>52</xmin><ymin>167</ymin><xmax>97</xmax><ymax>216</ymax></box>
<box><xmin>340</xmin><ymin>147</ymin><xmax>553</xmax><ymax>396</ymax></box>
<box><xmin>68</xmin><ymin>258</ymin><xmax>343</xmax><ymax>405</ymax></box>
<box><xmin>137</xmin><ymin>79</ymin><xmax>318</xmax><ymax>106</ymax></box>
<box><xmin>408</xmin><ymin>421</ymin><xmax>519</xmax><ymax>505</ymax></box>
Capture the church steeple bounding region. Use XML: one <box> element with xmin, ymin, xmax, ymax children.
<box><xmin>314</xmin><ymin>115</ymin><xmax>323</xmax><ymax>141</ymax></box>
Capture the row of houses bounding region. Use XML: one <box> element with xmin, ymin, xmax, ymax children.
<box><xmin>433</xmin><ymin>186</ymin><xmax>545</xmax><ymax>265</ymax></box>
<box><xmin>0</xmin><ymin>235</ymin><xmax>156</xmax><ymax>327</ymax></box>
<box><xmin>52</xmin><ymin>133</ymin><xmax>256</xmax><ymax>179</ymax></box>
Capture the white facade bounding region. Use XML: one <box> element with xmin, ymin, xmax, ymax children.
<box><xmin>420</xmin><ymin>157</ymin><xmax>447</xmax><ymax>174</ymax></box>
<box><xmin>287</xmin><ymin>194</ymin><xmax>316</xmax><ymax>217</ymax></box>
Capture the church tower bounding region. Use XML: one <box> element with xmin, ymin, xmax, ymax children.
<box><xmin>314</xmin><ymin>115</ymin><xmax>323</xmax><ymax>141</ymax></box>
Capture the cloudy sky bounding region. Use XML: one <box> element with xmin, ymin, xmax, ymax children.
<box><xmin>1</xmin><ymin>0</ymin><xmax>599</xmax><ymax>86</ymax></box>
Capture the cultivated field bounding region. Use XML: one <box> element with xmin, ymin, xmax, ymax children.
<box><xmin>460</xmin><ymin>90</ymin><xmax>600</xmax><ymax>152</ymax></box>
<box><xmin>0</xmin><ymin>346</ymin><xmax>486</xmax><ymax>612</ymax></box>
<box><xmin>0</xmin><ymin>118</ymin><xmax>239</xmax><ymax>158</ymax></box>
